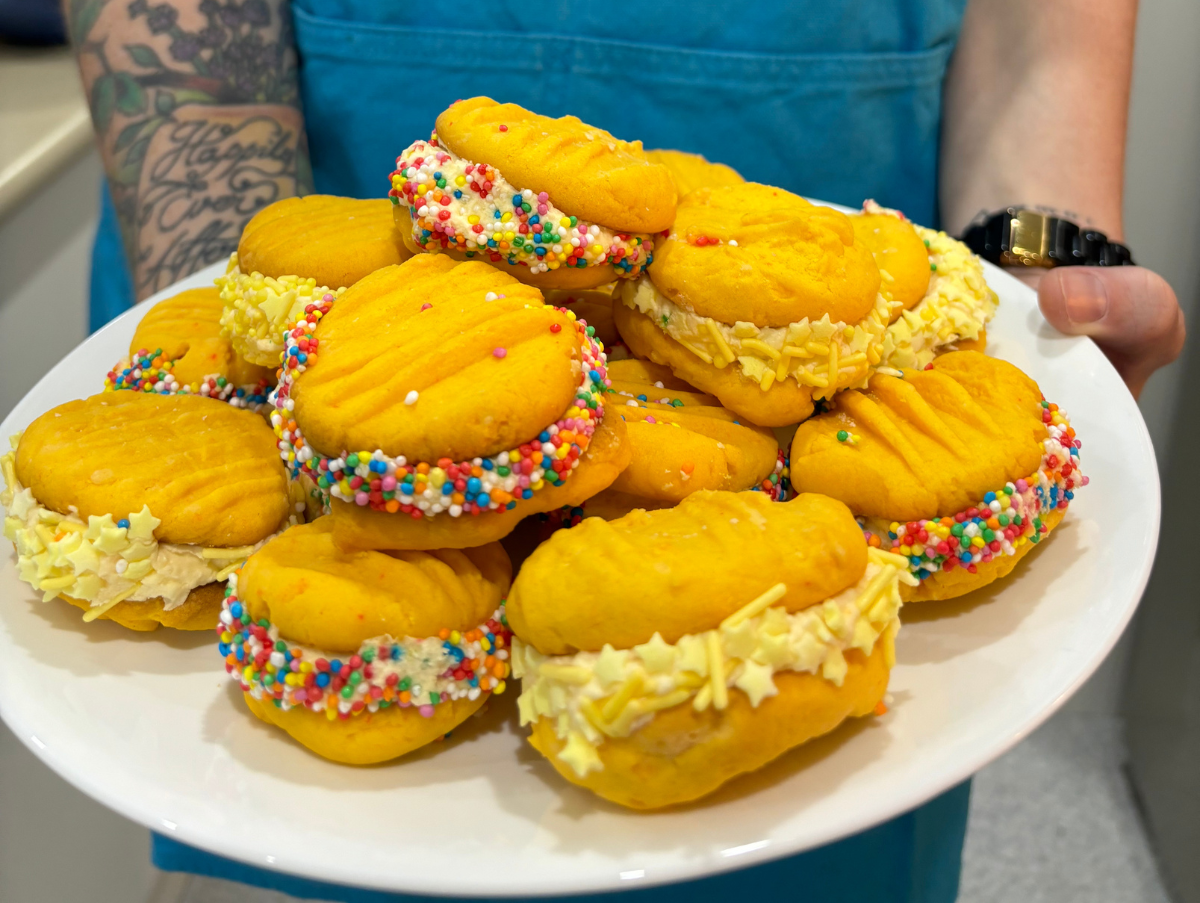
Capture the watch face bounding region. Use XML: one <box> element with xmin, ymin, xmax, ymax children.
<box><xmin>1003</xmin><ymin>210</ymin><xmax>1059</xmax><ymax>268</ymax></box>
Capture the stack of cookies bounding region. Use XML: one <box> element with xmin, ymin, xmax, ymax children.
<box><xmin>1</xmin><ymin>95</ymin><xmax>1085</xmax><ymax>807</ymax></box>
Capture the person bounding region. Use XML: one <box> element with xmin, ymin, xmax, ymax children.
<box><xmin>64</xmin><ymin>1</ymin><xmax>1185</xmax><ymax>901</ymax></box>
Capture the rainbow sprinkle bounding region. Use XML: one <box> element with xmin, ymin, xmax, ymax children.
<box><xmin>217</xmin><ymin>577</ymin><xmax>513</xmax><ymax>720</ymax></box>
<box><xmin>270</xmin><ymin>294</ymin><xmax>611</xmax><ymax>518</ymax></box>
<box><xmin>751</xmin><ymin>450</ymin><xmax>791</xmax><ymax>501</ymax></box>
<box><xmin>860</xmin><ymin>400</ymin><xmax>1085</xmax><ymax>580</ymax></box>
<box><xmin>389</xmin><ymin>136</ymin><xmax>653</xmax><ymax>278</ymax></box>
<box><xmin>105</xmin><ymin>348</ymin><xmax>272</xmax><ymax>412</ymax></box>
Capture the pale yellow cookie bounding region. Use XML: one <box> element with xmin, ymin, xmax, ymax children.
<box><xmin>790</xmin><ymin>351</ymin><xmax>1084</xmax><ymax>602</ymax></box>
<box><xmin>229</xmin><ymin>519</ymin><xmax>511</xmax><ymax>765</ymax></box>
<box><xmin>507</xmin><ymin>490</ymin><xmax>912</xmax><ymax>808</ymax></box>
<box><xmin>129</xmin><ymin>287</ymin><xmax>272</xmax><ymax>388</ymax></box>
<box><xmin>435</xmin><ymin>97</ymin><xmax>677</xmax><ymax>233</ymax></box>
<box><xmin>4</xmin><ymin>393</ymin><xmax>289</xmax><ymax>631</ymax></box>
<box><xmin>238</xmin><ymin>195</ymin><xmax>410</xmax><ymax>289</ymax></box>
<box><xmin>850</xmin><ymin>211</ymin><xmax>930</xmax><ymax>319</ymax></box>
<box><xmin>644</xmin><ymin>149</ymin><xmax>745</xmax><ymax>197</ymax></box>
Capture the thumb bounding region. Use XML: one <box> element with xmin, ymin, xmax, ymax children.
<box><xmin>1037</xmin><ymin>266</ymin><xmax>1186</xmax><ymax>398</ymax></box>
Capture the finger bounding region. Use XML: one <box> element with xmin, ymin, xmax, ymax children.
<box><xmin>1038</xmin><ymin>266</ymin><xmax>1186</xmax><ymax>397</ymax></box>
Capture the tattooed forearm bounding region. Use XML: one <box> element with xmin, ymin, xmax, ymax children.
<box><xmin>68</xmin><ymin>0</ymin><xmax>310</xmax><ymax>299</ymax></box>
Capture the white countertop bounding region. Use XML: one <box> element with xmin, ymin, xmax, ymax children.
<box><xmin>0</xmin><ymin>46</ymin><xmax>93</xmax><ymax>221</ymax></box>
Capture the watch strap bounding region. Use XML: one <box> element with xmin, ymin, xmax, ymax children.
<box><xmin>962</xmin><ymin>208</ymin><xmax>1135</xmax><ymax>268</ymax></box>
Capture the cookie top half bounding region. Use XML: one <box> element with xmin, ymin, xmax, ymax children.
<box><xmin>238</xmin><ymin>195</ymin><xmax>410</xmax><ymax>288</ymax></box>
<box><xmin>238</xmin><ymin>519</ymin><xmax>511</xmax><ymax>654</ymax></box>
<box><xmin>291</xmin><ymin>254</ymin><xmax>582</xmax><ymax>462</ymax></box>
<box><xmin>435</xmin><ymin>97</ymin><xmax>677</xmax><ymax>234</ymax></box>
<box><xmin>648</xmin><ymin>184</ymin><xmax>881</xmax><ymax>327</ymax></box>
<box><xmin>850</xmin><ymin>211</ymin><xmax>930</xmax><ymax>317</ymax></box>
<box><xmin>644</xmin><ymin>149</ymin><xmax>745</xmax><ymax>197</ymax></box>
<box><xmin>789</xmin><ymin>351</ymin><xmax>1048</xmax><ymax>520</ymax></box>
<box><xmin>15</xmin><ymin>392</ymin><xmax>288</xmax><ymax>546</ymax></box>
<box><xmin>507</xmin><ymin>491</ymin><xmax>866</xmax><ymax>654</ymax></box>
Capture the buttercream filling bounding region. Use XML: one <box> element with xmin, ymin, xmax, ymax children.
<box><xmin>389</xmin><ymin>136</ymin><xmax>654</xmax><ymax>278</ymax></box>
<box><xmin>619</xmin><ymin>276</ymin><xmax>890</xmax><ymax>397</ymax></box>
<box><xmin>271</xmin><ymin>294</ymin><xmax>610</xmax><ymax>519</ymax></box>
<box><xmin>1</xmin><ymin>447</ymin><xmax>268</xmax><ymax>618</ymax></box>
<box><xmin>216</xmin><ymin>254</ymin><xmax>347</xmax><ymax>365</ymax></box>
<box><xmin>865</xmin><ymin>201</ymin><xmax>997</xmax><ymax>370</ymax></box>
<box><xmin>859</xmin><ymin>400</ymin><xmax>1085</xmax><ymax>580</ymax></box>
<box><xmin>218</xmin><ymin>585</ymin><xmax>513</xmax><ymax>720</ymax></box>
<box><xmin>105</xmin><ymin>347</ymin><xmax>272</xmax><ymax>412</ymax></box>
<box><xmin>512</xmin><ymin>547</ymin><xmax>915</xmax><ymax>778</ymax></box>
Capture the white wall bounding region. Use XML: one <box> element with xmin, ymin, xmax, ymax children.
<box><xmin>1126</xmin><ymin>0</ymin><xmax>1200</xmax><ymax>460</ymax></box>
<box><xmin>0</xmin><ymin>147</ymin><xmax>159</xmax><ymax>903</ymax></box>
<box><xmin>1060</xmin><ymin>0</ymin><xmax>1200</xmax><ymax>719</ymax></box>
<box><xmin>0</xmin><ymin>151</ymin><xmax>96</xmax><ymax>419</ymax></box>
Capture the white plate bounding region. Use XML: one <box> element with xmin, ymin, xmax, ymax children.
<box><xmin>0</xmin><ymin>252</ymin><xmax>1160</xmax><ymax>896</ymax></box>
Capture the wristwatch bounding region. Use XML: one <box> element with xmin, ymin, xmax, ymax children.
<box><xmin>961</xmin><ymin>208</ymin><xmax>1135</xmax><ymax>268</ymax></box>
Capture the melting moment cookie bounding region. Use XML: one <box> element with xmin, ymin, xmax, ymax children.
<box><xmin>584</xmin><ymin>359</ymin><xmax>784</xmax><ymax>519</ymax></box>
<box><xmin>388</xmin><ymin>97</ymin><xmax>676</xmax><ymax>291</ymax></box>
<box><xmin>105</xmin><ymin>287</ymin><xmax>274</xmax><ymax>410</ymax></box>
<box><xmin>2</xmin><ymin>393</ymin><xmax>291</xmax><ymax>631</ymax></box>
<box><xmin>616</xmin><ymin>183</ymin><xmax>889</xmax><ymax>427</ymax></box>
<box><xmin>272</xmin><ymin>254</ymin><xmax>630</xmax><ymax>551</ymax></box>
<box><xmin>789</xmin><ymin>351</ymin><xmax>1086</xmax><ymax>602</ymax></box>
<box><xmin>644</xmin><ymin>149</ymin><xmax>745</xmax><ymax>197</ymax></box>
<box><xmin>508</xmin><ymin>491</ymin><xmax>914</xmax><ymax>808</ymax></box>
<box><xmin>218</xmin><ymin>519</ymin><xmax>513</xmax><ymax>765</ymax></box>
<box><xmin>218</xmin><ymin>196</ymin><xmax>410</xmax><ymax>367</ymax></box>
<box><xmin>855</xmin><ymin>202</ymin><xmax>996</xmax><ymax>370</ymax></box>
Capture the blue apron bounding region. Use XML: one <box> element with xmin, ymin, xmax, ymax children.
<box><xmin>94</xmin><ymin>2</ymin><xmax>973</xmax><ymax>899</ymax></box>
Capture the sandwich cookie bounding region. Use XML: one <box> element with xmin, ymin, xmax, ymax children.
<box><xmin>616</xmin><ymin>183</ymin><xmax>889</xmax><ymax>426</ymax></box>
<box><xmin>856</xmin><ymin>202</ymin><xmax>996</xmax><ymax>370</ymax></box>
<box><xmin>389</xmin><ymin>97</ymin><xmax>676</xmax><ymax>291</ymax></box>
<box><xmin>105</xmin><ymin>287</ymin><xmax>273</xmax><ymax>410</ymax></box>
<box><xmin>644</xmin><ymin>149</ymin><xmax>745</xmax><ymax>198</ymax></box>
<box><xmin>789</xmin><ymin>351</ymin><xmax>1086</xmax><ymax>601</ymax></box>
<box><xmin>508</xmin><ymin>490</ymin><xmax>914</xmax><ymax>808</ymax></box>
<box><xmin>273</xmin><ymin>254</ymin><xmax>630</xmax><ymax>551</ymax></box>
<box><xmin>219</xmin><ymin>519</ymin><xmax>513</xmax><ymax>764</ymax></box>
<box><xmin>2</xmin><ymin>393</ymin><xmax>291</xmax><ymax>631</ymax></box>
<box><xmin>584</xmin><ymin>359</ymin><xmax>782</xmax><ymax>519</ymax></box>
<box><xmin>219</xmin><ymin>196</ymin><xmax>410</xmax><ymax>367</ymax></box>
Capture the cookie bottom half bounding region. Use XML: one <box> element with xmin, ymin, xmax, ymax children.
<box><xmin>614</xmin><ymin>302</ymin><xmax>817</xmax><ymax>428</ymax></box>
<box><xmin>243</xmin><ymin>690</ymin><xmax>486</xmax><ymax>765</ymax></box>
<box><xmin>529</xmin><ymin>642</ymin><xmax>889</xmax><ymax>810</ymax></box>
<box><xmin>62</xmin><ymin>581</ymin><xmax>225</xmax><ymax>632</ymax></box>
<box><xmin>901</xmin><ymin>507</ymin><xmax>1065</xmax><ymax>603</ymax></box>
<box><xmin>328</xmin><ymin>412</ymin><xmax>630</xmax><ymax>551</ymax></box>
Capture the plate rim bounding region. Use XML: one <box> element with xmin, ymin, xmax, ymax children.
<box><xmin>0</xmin><ymin>246</ymin><xmax>1162</xmax><ymax>895</ymax></box>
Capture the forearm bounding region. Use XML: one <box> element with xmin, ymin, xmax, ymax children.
<box><xmin>940</xmin><ymin>0</ymin><xmax>1137</xmax><ymax>243</ymax></box>
<box><xmin>67</xmin><ymin>0</ymin><xmax>310</xmax><ymax>300</ymax></box>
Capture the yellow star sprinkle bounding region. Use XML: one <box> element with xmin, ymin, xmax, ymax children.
<box><xmin>594</xmin><ymin>644</ymin><xmax>630</xmax><ymax>687</ymax></box>
<box><xmin>126</xmin><ymin>506</ymin><xmax>161</xmax><ymax>541</ymax></box>
<box><xmin>65</xmin><ymin>539</ymin><xmax>101</xmax><ymax>574</ymax></box>
<box><xmin>734</xmin><ymin>660</ymin><xmax>778</xmax><ymax>707</ymax></box>
<box><xmin>84</xmin><ymin>513</ymin><xmax>116</xmax><ymax>542</ymax></box>
<box><xmin>92</xmin><ymin>526</ymin><xmax>128</xmax><ymax>555</ymax></box>
<box><xmin>633</xmin><ymin>633</ymin><xmax>676</xmax><ymax>673</ymax></box>
<box><xmin>558</xmin><ymin>730</ymin><xmax>602</xmax><ymax>778</ymax></box>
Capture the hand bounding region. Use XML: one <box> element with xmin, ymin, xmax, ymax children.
<box><xmin>1036</xmin><ymin>267</ymin><xmax>1186</xmax><ymax>398</ymax></box>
